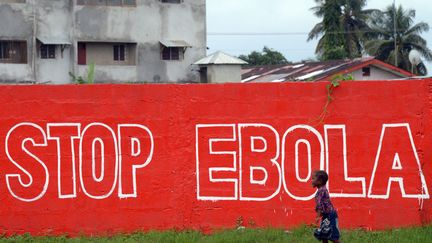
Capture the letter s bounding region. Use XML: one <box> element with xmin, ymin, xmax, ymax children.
<box><xmin>5</xmin><ymin>123</ymin><xmax>49</xmax><ymax>202</ymax></box>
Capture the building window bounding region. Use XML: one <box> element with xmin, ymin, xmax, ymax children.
<box><xmin>78</xmin><ymin>42</ymin><xmax>136</xmax><ymax>65</ymax></box>
<box><xmin>78</xmin><ymin>42</ymin><xmax>87</xmax><ymax>65</ymax></box>
<box><xmin>362</xmin><ymin>67</ymin><xmax>371</xmax><ymax>77</ymax></box>
<box><xmin>0</xmin><ymin>0</ymin><xmax>26</xmax><ymax>3</ymax></box>
<box><xmin>0</xmin><ymin>41</ymin><xmax>27</xmax><ymax>64</ymax></box>
<box><xmin>0</xmin><ymin>43</ymin><xmax>9</xmax><ymax>60</ymax></box>
<box><xmin>77</xmin><ymin>0</ymin><xmax>136</xmax><ymax>6</ymax></box>
<box><xmin>161</xmin><ymin>0</ymin><xmax>182</xmax><ymax>3</ymax></box>
<box><xmin>121</xmin><ymin>0</ymin><xmax>136</xmax><ymax>5</ymax></box>
<box><xmin>113</xmin><ymin>44</ymin><xmax>126</xmax><ymax>61</ymax></box>
<box><xmin>40</xmin><ymin>44</ymin><xmax>56</xmax><ymax>59</ymax></box>
<box><xmin>161</xmin><ymin>47</ymin><xmax>182</xmax><ymax>60</ymax></box>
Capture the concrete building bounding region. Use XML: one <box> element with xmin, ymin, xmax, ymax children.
<box><xmin>0</xmin><ymin>0</ymin><xmax>206</xmax><ymax>84</ymax></box>
<box><xmin>194</xmin><ymin>51</ymin><xmax>248</xmax><ymax>83</ymax></box>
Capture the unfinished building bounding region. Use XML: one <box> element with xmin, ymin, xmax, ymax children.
<box><xmin>0</xmin><ymin>0</ymin><xmax>206</xmax><ymax>83</ymax></box>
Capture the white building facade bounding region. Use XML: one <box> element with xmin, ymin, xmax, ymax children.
<box><xmin>0</xmin><ymin>0</ymin><xmax>206</xmax><ymax>84</ymax></box>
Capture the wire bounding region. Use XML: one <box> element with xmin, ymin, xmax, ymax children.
<box><xmin>208</xmin><ymin>32</ymin><xmax>310</xmax><ymax>36</ymax></box>
<box><xmin>207</xmin><ymin>30</ymin><xmax>402</xmax><ymax>36</ymax></box>
<box><xmin>207</xmin><ymin>48</ymin><xmax>315</xmax><ymax>52</ymax></box>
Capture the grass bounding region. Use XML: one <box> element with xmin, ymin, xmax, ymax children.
<box><xmin>0</xmin><ymin>225</ymin><xmax>431</xmax><ymax>242</ymax></box>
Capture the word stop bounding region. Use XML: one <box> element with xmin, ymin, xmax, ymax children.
<box><xmin>5</xmin><ymin>123</ymin><xmax>154</xmax><ymax>202</ymax></box>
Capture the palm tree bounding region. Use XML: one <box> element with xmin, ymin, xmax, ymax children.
<box><xmin>365</xmin><ymin>4</ymin><xmax>432</xmax><ymax>75</ymax></box>
<box><xmin>309</xmin><ymin>0</ymin><xmax>345</xmax><ymax>60</ymax></box>
<box><xmin>340</xmin><ymin>0</ymin><xmax>379</xmax><ymax>58</ymax></box>
<box><xmin>308</xmin><ymin>0</ymin><xmax>378</xmax><ymax>60</ymax></box>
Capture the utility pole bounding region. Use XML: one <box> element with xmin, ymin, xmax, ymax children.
<box><xmin>32</xmin><ymin>0</ymin><xmax>37</xmax><ymax>82</ymax></box>
<box><xmin>394</xmin><ymin>0</ymin><xmax>398</xmax><ymax>67</ymax></box>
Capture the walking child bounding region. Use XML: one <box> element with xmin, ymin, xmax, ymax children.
<box><xmin>312</xmin><ymin>170</ymin><xmax>341</xmax><ymax>243</ymax></box>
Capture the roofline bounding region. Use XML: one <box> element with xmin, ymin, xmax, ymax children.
<box><xmin>315</xmin><ymin>59</ymin><xmax>414</xmax><ymax>81</ymax></box>
<box><xmin>194</xmin><ymin>51</ymin><xmax>248</xmax><ymax>65</ymax></box>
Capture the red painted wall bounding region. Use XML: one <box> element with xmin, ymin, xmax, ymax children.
<box><xmin>0</xmin><ymin>80</ymin><xmax>431</xmax><ymax>236</ymax></box>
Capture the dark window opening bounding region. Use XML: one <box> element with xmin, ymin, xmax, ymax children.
<box><xmin>40</xmin><ymin>44</ymin><xmax>56</xmax><ymax>59</ymax></box>
<box><xmin>113</xmin><ymin>44</ymin><xmax>126</xmax><ymax>61</ymax></box>
<box><xmin>122</xmin><ymin>0</ymin><xmax>136</xmax><ymax>5</ymax></box>
<box><xmin>161</xmin><ymin>47</ymin><xmax>182</xmax><ymax>60</ymax></box>
<box><xmin>0</xmin><ymin>43</ymin><xmax>10</xmax><ymax>60</ymax></box>
<box><xmin>78</xmin><ymin>42</ymin><xmax>87</xmax><ymax>65</ymax></box>
<box><xmin>0</xmin><ymin>40</ymin><xmax>27</xmax><ymax>64</ymax></box>
<box><xmin>199</xmin><ymin>67</ymin><xmax>208</xmax><ymax>83</ymax></box>
<box><xmin>107</xmin><ymin>0</ymin><xmax>122</xmax><ymax>5</ymax></box>
<box><xmin>1</xmin><ymin>0</ymin><xmax>26</xmax><ymax>3</ymax></box>
<box><xmin>161</xmin><ymin>0</ymin><xmax>182</xmax><ymax>3</ymax></box>
<box><xmin>362</xmin><ymin>67</ymin><xmax>371</xmax><ymax>77</ymax></box>
<box><xmin>77</xmin><ymin>0</ymin><xmax>136</xmax><ymax>6</ymax></box>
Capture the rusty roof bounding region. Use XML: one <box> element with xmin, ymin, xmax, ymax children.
<box><xmin>241</xmin><ymin>57</ymin><xmax>413</xmax><ymax>83</ymax></box>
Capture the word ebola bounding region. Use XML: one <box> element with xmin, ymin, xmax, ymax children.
<box><xmin>196</xmin><ymin>123</ymin><xmax>430</xmax><ymax>201</ymax></box>
<box><xmin>5</xmin><ymin>123</ymin><xmax>154</xmax><ymax>202</ymax></box>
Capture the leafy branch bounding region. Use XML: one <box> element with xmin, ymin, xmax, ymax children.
<box><xmin>69</xmin><ymin>63</ymin><xmax>95</xmax><ymax>84</ymax></box>
<box><xmin>311</xmin><ymin>74</ymin><xmax>353</xmax><ymax>125</ymax></box>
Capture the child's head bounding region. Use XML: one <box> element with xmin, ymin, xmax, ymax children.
<box><xmin>312</xmin><ymin>170</ymin><xmax>328</xmax><ymax>188</ymax></box>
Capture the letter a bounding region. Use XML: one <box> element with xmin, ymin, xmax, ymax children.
<box><xmin>368</xmin><ymin>124</ymin><xmax>429</xmax><ymax>199</ymax></box>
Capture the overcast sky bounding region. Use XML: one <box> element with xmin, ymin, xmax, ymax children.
<box><xmin>207</xmin><ymin>0</ymin><xmax>432</xmax><ymax>68</ymax></box>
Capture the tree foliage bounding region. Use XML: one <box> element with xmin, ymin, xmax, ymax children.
<box><xmin>309</xmin><ymin>0</ymin><xmax>378</xmax><ymax>60</ymax></box>
<box><xmin>309</xmin><ymin>0</ymin><xmax>431</xmax><ymax>75</ymax></box>
<box><xmin>365</xmin><ymin>4</ymin><xmax>432</xmax><ymax>75</ymax></box>
<box><xmin>239</xmin><ymin>47</ymin><xmax>290</xmax><ymax>66</ymax></box>
<box><xmin>319</xmin><ymin>0</ymin><xmax>346</xmax><ymax>60</ymax></box>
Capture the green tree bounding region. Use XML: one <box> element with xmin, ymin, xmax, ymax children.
<box><xmin>309</xmin><ymin>0</ymin><xmax>378</xmax><ymax>60</ymax></box>
<box><xmin>365</xmin><ymin>4</ymin><xmax>432</xmax><ymax>75</ymax></box>
<box><xmin>340</xmin><ymin>0</ymin><xmax>380</xmax><ymax>58</ymax></box>
<box><xmin>239</xmin><ymin>47</ymin><xmax>290</xmax><ymax>66</ymax></box>
<box><xmin>309</xmin><ymin>0</ymin><xmax>345</xmax><ymax>60</ymax></box>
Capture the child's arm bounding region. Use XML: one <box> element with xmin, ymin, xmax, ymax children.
<box><xmin>315</xmin><ymin>189</ymin><xmax>324</xmax><ymax>224</ymax></box>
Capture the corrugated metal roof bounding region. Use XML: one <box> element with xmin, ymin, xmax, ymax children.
<box><xmin>241</xmin><ymin>57</ymin><xmax>413</xmax><ymax>82</ymax></box>
<box><xmin>242</xmin><ymin>75</ymin><xmax>261</xmax><ymax>83</ymax></box>
<box><xmin>37</xmin><ymin>36</ymin><xmax>71</xmax><ymax>45</ymax></box>
<box><xmin>160</xmin><ymin>40</ymin><xmax>192</xmax><ymax>47</ymax></box>
<box><xmin>194</xmin><ymin>51</ymin><xmax>248</xmax><ymax>65</ymax></box>
<box><xmin>296</xmin><ymin>69</ymin><xmax>325</xmax><ymax>80</ymax></box>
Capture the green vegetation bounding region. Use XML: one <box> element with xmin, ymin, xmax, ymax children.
<box><xmin>239</xmin><ymin>46</ymin><xmax>290</xmax><ymax>66</ymax></box>
<box><xmin>309</xmin><ymin>0</ymin><xmax>346</xmax><ymax>60</ymax></box>
<box><xmin>310</xmin><ymin>75</ymin><xmax>352</xmax><ymax>126</ymax></box>
<box><xmin>0</xmin><ymin>225</ymin><xmax>431</xmax><ymax>242</ymax></box>
<box><xmin>308</xmin><ymin>0</ymin><xmax>431</xmax><ymax>75</ymax></box>
<box><xmin>365</xmin><ymin>4</ymin><xmax>432</xmax><ymax>76</ymax></box>
<box><xmin>309</xmin><ymin>0</ymin><xmax>378</xmax><ymax>60</ymax></box>
<box><xmin>69</xmin><ymin>63</ymin><xmax>95</xmax><ymax>84</ymax></box>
